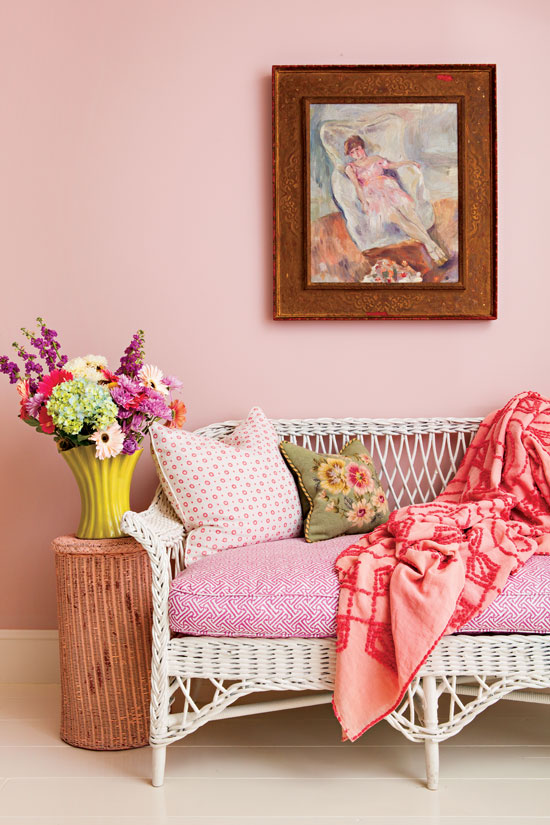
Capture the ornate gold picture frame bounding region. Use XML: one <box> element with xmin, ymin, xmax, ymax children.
<box><xmin>273</xmin><ymin>65</ymin><xmax>497</xmax><ymax>320</ymax></box>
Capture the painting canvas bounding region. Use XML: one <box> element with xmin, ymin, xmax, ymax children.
<box><xmin>309</xmin><ymin>102</ymin><xmax>459</xmax><ymax>286</ymax></box>
<box><xmin>273</xmin><ymin>65</ymin><xmax>497</xmax><ymax>320</ymax></box>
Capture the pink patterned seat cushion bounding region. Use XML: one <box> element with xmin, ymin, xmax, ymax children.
<box><xmin>168</xmin><ymin>538</ymin><xmax>550</xmax><ymax>638</ymax></box>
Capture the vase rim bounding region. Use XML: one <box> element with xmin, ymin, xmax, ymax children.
<box><xmin>60</xmin><ymin>444</ymin><xmax>144</xmax><ymax>457</ymax></box>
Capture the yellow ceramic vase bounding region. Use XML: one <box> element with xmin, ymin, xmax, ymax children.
<box><xmin>61</xmin><ymin>445</ymin><xmax>142</xmax><ymax>539</ymax></box>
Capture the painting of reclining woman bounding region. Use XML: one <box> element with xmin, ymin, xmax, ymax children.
<box><xmin>309</xmin><ymin>103</ymin><xmax>459</xmax><ymax>284</ymax></box>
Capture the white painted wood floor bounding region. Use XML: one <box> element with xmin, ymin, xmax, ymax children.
<box><xmin>0</xmin><ymin>684</ymin><xmax>549</xmax><ymax>823</ymax></box>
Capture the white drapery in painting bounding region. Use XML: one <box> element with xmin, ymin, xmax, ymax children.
<box><xmin>319</xmin><ymin>110</ymin><xmax>448</xmax><ymax>252</ymax></box>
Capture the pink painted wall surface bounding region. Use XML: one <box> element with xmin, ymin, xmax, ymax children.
<box><xmin>0</xmin><ymin>0</ymin><xmax>549</xmax><ymax>628</ymax></box>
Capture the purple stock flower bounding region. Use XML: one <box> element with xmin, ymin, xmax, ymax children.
<box><xmin>116</xmin><ymin>330</ymin><xmax>145</xmax><ymax>378</ymax></box>
<box><xmin>21</xmin><ymin>318</ymin><xmax>68</xmax><ymax>371</ymax></box>
<box><xmin>3</xmin><ymin>318</ymin><xmax>68</xmax><ymax>396</ymax></box>
<box><xmin>0</xmin><ymin>356</ymin><xmax>20</xmax><ymax>385</ymax></box>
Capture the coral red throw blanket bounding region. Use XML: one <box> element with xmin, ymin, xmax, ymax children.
<box><xmin>333</xmin><ymin>392</ymin><xmax>550</xmax><ymax>741</ymax></box>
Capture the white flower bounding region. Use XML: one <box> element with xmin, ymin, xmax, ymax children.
<box><xmin>66</xmin><ymin>354</ymin><xmax>108</xmax><ymax>383</ymax></box>
<box><xmin>90</xmin><ymin>422</ymin><xmax>125</xmax><ymax>460</ymax></box>
<box><xmin>65</xmin><ymin>356</ymin><xmax>86</xmax><ymax>376</ymax></box>
<box><xmin>138</xmin><ymin>363</ymin><xmax>169</xmax><ymax>395</ymax></box>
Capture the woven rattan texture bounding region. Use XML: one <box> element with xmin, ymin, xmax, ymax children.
<box><xmin>54</xmin><ymin>536</ymin><xmax>152</xmax><ymax>750</ymax></box>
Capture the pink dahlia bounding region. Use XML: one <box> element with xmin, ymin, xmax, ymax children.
<box><xmin>37</xmin><ymin>369</ymin><xmax>73</xmax><ymax>399</ymax></box>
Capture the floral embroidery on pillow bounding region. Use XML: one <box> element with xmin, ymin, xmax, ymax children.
<box><xmin>316</xmin><ymin>454</ymin><xmax>388</xmax><ymax>528</ymax></box>
<box><xmin>279</xmin><ymin>439</ymin><xmax>389</xmax><ymax>543</ymax></box>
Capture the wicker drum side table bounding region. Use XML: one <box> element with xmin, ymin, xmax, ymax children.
<box><xmin>54</xmin><ymin>535</ymin><xmax>152</xmax><ymax>750</ymax></box>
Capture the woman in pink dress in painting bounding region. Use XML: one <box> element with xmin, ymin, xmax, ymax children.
<box><xmin>344</xmin><ymin>135</ymin><xmax>447</xmax><ymax>265</ymax></box>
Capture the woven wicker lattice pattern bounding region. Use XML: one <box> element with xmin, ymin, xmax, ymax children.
<box><xmin>195</xmin><ymin>417</ymin><xmax>482</xmax><ymax>511</ymax></box>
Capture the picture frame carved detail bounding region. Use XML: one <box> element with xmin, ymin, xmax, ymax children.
<box><xmin>273</xmin><ymin>65</ymin><xmax>497</xmax><ymax>320</ymax></box>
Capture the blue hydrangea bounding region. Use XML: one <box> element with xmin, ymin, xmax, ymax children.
<box><xmin>47</xmin><ymin>377</ymin><xmax>117</xmax><ymax>435</ymax></box>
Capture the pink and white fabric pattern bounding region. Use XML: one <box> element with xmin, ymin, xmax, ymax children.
<box><xmin>169</xmin><ymin>534</ymin><xmax>359</xmax><ymax>637</ymax></box>
<box><xmin>168</xmin><ymin>535</ymin><xmax>550</xmax><ymax>638</ymax></box>
<box><xmin>462</xmin><ymin>553</ymin><xmax>550</xmax><ymax>633</ymax></box>
<box><xmin>150</xmin><ymin>407</ymin><xmax>302</xmax><ymax>565</ymax></box>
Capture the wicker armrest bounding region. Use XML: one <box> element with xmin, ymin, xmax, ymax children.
<box><xmin>121</xmin><ymin>486</ymin><xmax>185</xmax><ymax>558</ymax></box>
<box><xmin>122</xmin><ymin>488</ymin><xmax>183</xmax><ymax>672</ymax></box>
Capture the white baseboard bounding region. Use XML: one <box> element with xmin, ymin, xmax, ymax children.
<box><xmin>0</xmin><ymin>630</ymin><xmax>60</xmax><ymax>683</ymax></box>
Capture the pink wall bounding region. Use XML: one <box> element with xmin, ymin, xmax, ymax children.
<box><xmin>1</xmin><ymin>0</ymin><xmax>549</xmax><ymax>628</ymax></box>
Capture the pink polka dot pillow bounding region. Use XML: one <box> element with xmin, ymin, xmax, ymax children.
<box><xmin>150</xmin><ymin>407</ymin><xmax>303</xmax><ymax>565</ymax></box>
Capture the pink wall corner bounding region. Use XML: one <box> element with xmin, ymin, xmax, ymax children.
<box><xmin>1</xmin><ymin>0</ymin><xmax>549</xmax><ymax>628</ymax></box>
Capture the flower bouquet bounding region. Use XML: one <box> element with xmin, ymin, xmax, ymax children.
<box><xmin>1</xmin><ymin>319</ymin><xmax>186</xmax><ymax>538</ymax></box>
<box><xmin>361</xmin><ymin>258</ymin><xmax>423</xmax><ymax>284</ymax></box>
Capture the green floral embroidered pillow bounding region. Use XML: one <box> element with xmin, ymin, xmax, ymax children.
<box><xmin>279</xmin><ymin>439</ymin><xmax>390</xmax><ymax>543</ymax></box>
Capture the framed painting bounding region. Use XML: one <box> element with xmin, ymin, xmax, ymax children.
<box><xmin>273</xmin><ymin>65</ymin><xmax>497</xmax><ymax>320</ymax></box>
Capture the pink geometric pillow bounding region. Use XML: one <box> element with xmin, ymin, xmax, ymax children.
<box><xmin>150</xmin><ymin>407</ymin><xmax>303</xmax><ymax>565</ymax></box>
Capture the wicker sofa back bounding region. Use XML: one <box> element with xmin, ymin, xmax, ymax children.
<box><xmin>195</xmin><ymin>416</ymin><xmax>483</xmax><ymax>512</ymax></box>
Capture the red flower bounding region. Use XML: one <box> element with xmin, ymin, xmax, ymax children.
<box><xmin>38</xmin><ymin>369</ymin><xmax>73</xmax><ymax>399</ymax></box>
<box><xmin>100</xmin><ymin>367</ymin><xmax>119</xmax><ymax>387</ymax></box>
<box><xmin>167</xmin><ymin>399</ymin><xmax>187</xmax><ymax>428</ymax></box>
<box><xmin>128</xmin><ymin>391</ymin><xmax>148</xmax><ymax>411</ymax></box>
<box><xmin>38</xmin><ymin>405</ymin><xmax>55</xmax><ymax>434</ymax></box>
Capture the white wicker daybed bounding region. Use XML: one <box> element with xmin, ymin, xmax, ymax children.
<box><xmin>121</xmin><ymin>416</ymin><xmax>550</xmax><ymax>789</ymax></box>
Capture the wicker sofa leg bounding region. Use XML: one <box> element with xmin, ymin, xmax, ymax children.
<box><xmin>422</xmin><ymin>675</ymin><xmax>440</xmax><ymax>790</ymax></box>
<box><xmin>152</xmin><ymin>745</ymin><xmax>167</xmax><ymax>787</ymax></box>
<box><xmin>149</xmin><ymin>668</ymin><xmax>170</xmax><ymax>786</ymax></box>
